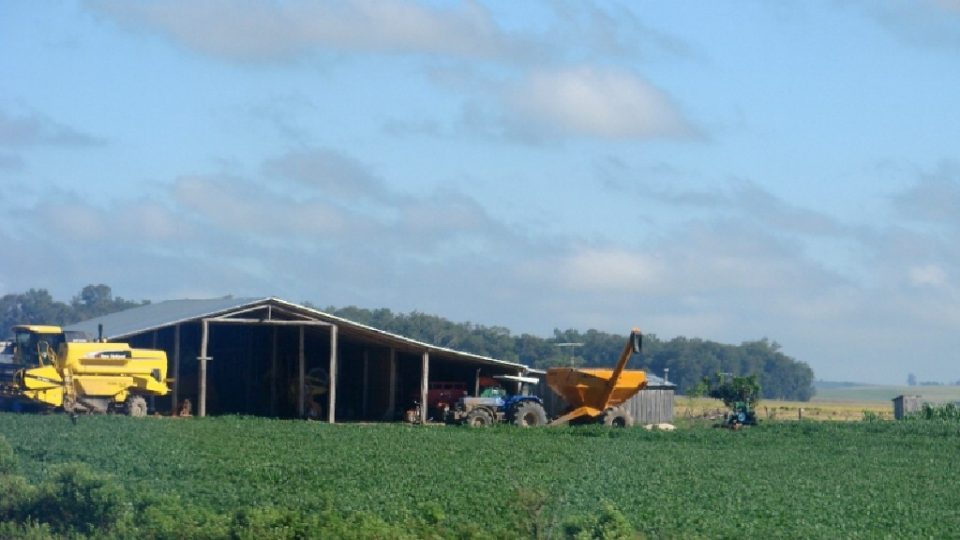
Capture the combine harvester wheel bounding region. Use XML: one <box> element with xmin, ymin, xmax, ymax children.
<box><xmin>125</xmin><ymin>396</ymin><xmax>148</xmax><ymax>417</ymax></box>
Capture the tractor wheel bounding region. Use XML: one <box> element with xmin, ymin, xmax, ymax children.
<box><xmin>601</xmin><ymin>407</ymin><xmax>634</xmax><ymax>428</ymax></box>
<box><xmin>464</xmin><ymin>408</ymin><xmax>493</xmax><ymax>427</ymax></box>
<box><xmin>513</xmin><ymin>402</ymin><xmax>548</xmax><ymax>427</ymax></box>
<box><xmin>125</xmin><ymin>396</ymin><xmax>148</xmax><ymax>417</ymax></box>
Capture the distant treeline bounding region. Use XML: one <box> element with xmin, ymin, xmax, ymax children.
<box><xmin>0</xmin><ymin>286</ymin><xmax>816</xmax><ymax>401</ymax></box>
<box><xmin>323</xmin><ymin>305</ymin><xmax>816</xmax><ymax>401</ymax></box>
<box><xmin>0</xmin><ymin>285</ymin><xmax>147</xmax><ymax>339</ymax></box>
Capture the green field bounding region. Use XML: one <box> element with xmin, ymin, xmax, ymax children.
<box><xmin>1</xmin><ymin>414</ymin><xmax>959</xmax><ymax>539</ymax></box>
<box><xmin>813</xmin><ymin>383</ymin><xmax>960</xmax><ymax>403</ymax></box>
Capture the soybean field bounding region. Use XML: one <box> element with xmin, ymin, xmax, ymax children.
<box><xmin>1</xmin><ymin>414</ymin><xmax>958</xmax><ymax>539</ymax></box>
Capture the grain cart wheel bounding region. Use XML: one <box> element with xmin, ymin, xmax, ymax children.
<box><xmin>125</xmin><ymin>395</ymin><xmax>148</xmax><ymax>417</ymax></box>
<box><xmin>464</xmin><ymin>408</ymin><xmax>494</xmax><ymax>427</ymax></box>
<box><xmin>601</xmin><ymin>407</ymin><xmax>633</xmax><ymax>428</ymax></box>
<box><xmin>513</xmin><ymin>402</ymin><xmax>548</xmax><ymax>427</ymax></box>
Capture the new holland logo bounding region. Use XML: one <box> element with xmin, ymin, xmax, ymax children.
<box><xmin>86</xmin><ymin>351</ymin><xmax>132</xmax><ymax>359</ymax></box>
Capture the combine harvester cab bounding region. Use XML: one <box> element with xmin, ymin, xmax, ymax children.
<box><xmin>546</xmin><ymin>328</ymin><xmax>647</xmax><ymax>427</ymax></box>
<box><xmin>0</xmin><ymin>325</ymin><xmax>169</xmax><ymax>416</ymax></box>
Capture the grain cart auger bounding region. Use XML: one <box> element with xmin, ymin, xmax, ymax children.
<box><xmin>0</xmin><ymin>325</ymin><xmax>169</xmax><ymax>416</ymax></box>
<box><xmin>546</xmin><ymin>328</ymin><xmax>647</xmax><ymax>427</ymax></box>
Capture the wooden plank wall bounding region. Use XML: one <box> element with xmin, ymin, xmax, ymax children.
<box><xmin>624</xmin><ymin>389</ymin><xmax>675</xmax><ymax>424</ymax></box>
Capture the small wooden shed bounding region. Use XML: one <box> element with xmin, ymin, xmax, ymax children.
<box><xmin>892</xmin><ymin>395</ymin><xmax>923</xmax><ymax>420</ymax></box>
<box><xmin>623</xmin><ymin>374</ymin><xmax>675</xmax><ymax>424</ymax></box>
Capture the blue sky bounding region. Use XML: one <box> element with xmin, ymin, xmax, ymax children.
<box><xmin>2</xmin><ymin>1</ymin><xmax>959</xmax><ymax>384</ymax></box>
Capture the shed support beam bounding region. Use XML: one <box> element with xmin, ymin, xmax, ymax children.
<box><xmin>171</xmin><ymin>324</ymin><xmax>180</xmax><ymax>415</ymax></box>
<box><xmin>420</xmin><ymin>351</ymin><xmax>429</xmax><ymax>424</ymax></box>
<box><xmin>385</xmin><ymin>348</ymin><xmax>396</xmax><ymax>420</ymax></box>
<box><xmin>327</xmin><ymin>324</ymin><xmax>338</xmax><ymax>423</ymax></box>
<box><xmin>198</xmin><ymin>320</ymin><xmax>211</xmax><ymax>417</ymax></box>
<box><xmin>270</xmin><ymin>327</ymin><xmax>277</xmax><ymax>416</ymax></box>
<box><xmin>362</xmin><ymin>350</ymin><xmax>369</xmax><ymax>418</ymax></box>
<box><xmin>298</xmin><ymin>326</ymin><xmax>305</xmax><ymax>418</ymax></box>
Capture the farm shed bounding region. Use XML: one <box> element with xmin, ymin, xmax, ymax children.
<box><xmin>892</xmin><ymin>395</ymin><xmax>923</xmax><ymax>420</ymax></box>
<box><xmin>535</xmin><ymin>372</ymin><xmax>675</xmax><ymax>424</ymax></box>
<box><xmin>66</xmin><ymin>297</ymin><xmax>532</xmax><ymax>423</ymax></box>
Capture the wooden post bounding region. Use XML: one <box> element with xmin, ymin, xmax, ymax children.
<box><xmin>328</xmin><ymin>324</ymin><xmax>338</xmax><ymax>424</ymax></box>
<box><xmin>362</xmin><ymin>350</ymin><xmax>369</xmax><ymax>419</ymax></box>
<box><xmin>474</xmin><ymin>368</ymin><xmax>481</xmax><ymax>397</ymax></box>
<box><xmin>198</xmin><ymin>319</ymin><xmax>211</xmax><ymax>417</ymax></box>
<box><xmin>385</xmin><ymin>348</ymin><xmax>396</xmax><ymax>420</ymax></box>
<box><xmin>298</xmin><ymin>326</ymin><xmax>305</xmax><ymax>418</ymax></box>
<box><xmin>270</xmin><ymin>326</ymin><xmax>277</xmax><ymax>416</ymax></box>
<box><xmin>171</xmin><ymin>324</ymin><xmax>180</xmax><ymax>415</ymax></box>
<box><xmin>420</xmin><ymin>351</ymin><xmax>429</xmax><ymax>424</ymax></box>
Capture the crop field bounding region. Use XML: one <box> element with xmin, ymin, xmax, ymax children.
<box><xmin>1</xmin><ymin>414</ymin><xmax>959</xmax><ymax>539</ymax></box>
<box><xmin>812</xmin><ymin>384</ymin><xmax>960</xmax><ymax>404</ymax></box>
<box><xmin>675</xmin><ymin>396</ymin><xmax>893</xmax><ymax>422</ymax></box>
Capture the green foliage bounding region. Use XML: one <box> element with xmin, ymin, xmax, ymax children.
<box><xmin>0</xmin><ymin>434</ymin><xmax>16</xmax><ymax>476</ymax></box>
<box><xmin>31</xmin><ymin>463</ymin><xmax>126</xmax><ymax>535</ymax></box>
<box><xmin>908</xmin><ymin>402</ymin><xmax>960</xmax><ymax>421</ymax></box>
<box><xmin>325</xmin><ymin>306</ymin><xmax>816</xmax><ymax>401</ymax></box>
<box><xmin>0</xmin><ymin>284</ymin><xmax>147</xmax><ymax>338</ymax></box>
<box><xmin>563</xmin><ymin>502</ymin><xmax>639</xmax><ymax>540</ymax></box>
<box><xmin>701</xmin><ymin>374</ymin><xmax>762</xmax><ymax>409</ymax></box>
<box><xmin>0</xmin><ymin>414</ymin><xmax>959</xmax><ymax>538</ymax></box>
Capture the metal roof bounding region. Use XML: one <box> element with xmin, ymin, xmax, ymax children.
<box><xmin>645</xmin><ymin>374</ymin><xmax>676</xmax><ymax>388</ymax></box>
<box><xmin>66</xmin><ymin>297</ymin><xmax>262</xmax><ymax>339</ymax></box>
<box><xmin>66</xmin><ymin>297</ymin><xmax>529</xmax><ymax>371</ymax></box>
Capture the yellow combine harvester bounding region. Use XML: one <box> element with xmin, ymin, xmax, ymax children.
<box><xmin>0</xmin><ymin>325</ymin><xmax>169</xmax><ymax>416</ymax></box>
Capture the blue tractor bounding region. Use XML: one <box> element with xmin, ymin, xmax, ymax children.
<box><xmin>447</xmin><ymin>375</ymin><xmax>548</xmax><ymax>427</ymax></box>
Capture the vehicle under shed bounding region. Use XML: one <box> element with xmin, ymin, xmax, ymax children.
<box><xmin>66</xmin><ymin>297</ymin><xmax>532</xmax><ymax>423</ymax></box>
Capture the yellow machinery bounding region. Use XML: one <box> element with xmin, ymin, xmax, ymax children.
<box><xmin>0</xmin><ymin>325</ymin><xmax>169</xmax><ymax>416</ymax></box>
<box><xmin>547</xmin><ymin>328</ymin><xmax>647</xmax><ymax>427</ymax></box>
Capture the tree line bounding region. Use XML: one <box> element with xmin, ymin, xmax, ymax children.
<box><xmin>0</xmin><ymin>286</ymin><xmax>816</xmax><ymax>401</ymax></box>
<box><xmin>0</xmin><ymin>285</ymin><xmax>147</xmax><ymax>338</ymax></box>
<box><xmin>323</xmin><ymin>305</ymin><xmax>815</xmax><ymax>401</ymax></box>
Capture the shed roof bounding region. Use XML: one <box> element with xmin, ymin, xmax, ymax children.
<box><xmin>66</xmin><ymin>297</ymin><xmax>529</xmax><ymax>371</ymax></box>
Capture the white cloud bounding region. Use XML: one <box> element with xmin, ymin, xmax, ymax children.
<box><xmin>909</xmin><ymin>264</ymin><xmax>948</xmax><ymax>287</ymax></box>
<box><xmin>861</xmin><ymin>0</ymin><xmax>960</xmax><ymax>50</ymax></box>
<box><xmin>261</xmin><ymin>147</ymin><xmax>384</xmax><ymax>199</ymax></box>
<box><xmin>893</xmin><ymin>164</ymin><xmax>960</xmax><ymax>227</ymax></box>
<box><xmin>172</xmin><ymin>175</ymin><xmax>348</xmax><ymax>238</ymax></box>
<box><xmin>557</xmin><ymin>248</ymin><xmax>663</xmax><ymax>292</ymax></box>
<box><xmin>0</xmin><ymin>108</ymin><xmax>104</xmax><ymax>147</ymax></box>
<box><xmin>504</xmin><ymin>66</ymin><xmax>696</xmax><ymax>140</ymax></box>
<box><xmin>85</xmin><ymin>0</ymin><xmax>534</xmax><ymax>62</ymax></box>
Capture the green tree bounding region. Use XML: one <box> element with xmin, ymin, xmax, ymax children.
<box><xmin>70</xmin><ymin>284</ymin><xmax>147</xmax><ymax>321</ymax></box>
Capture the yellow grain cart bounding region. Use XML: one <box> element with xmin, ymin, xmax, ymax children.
<box><xmin>547</xmin><ymin>328</ymin><xmax>647</xmax><ymax>427</ymax></box>
<box><xmin>0</xmin><ymin>325</ymin><xmax>169</xmax><ymax>416</ymax></box>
